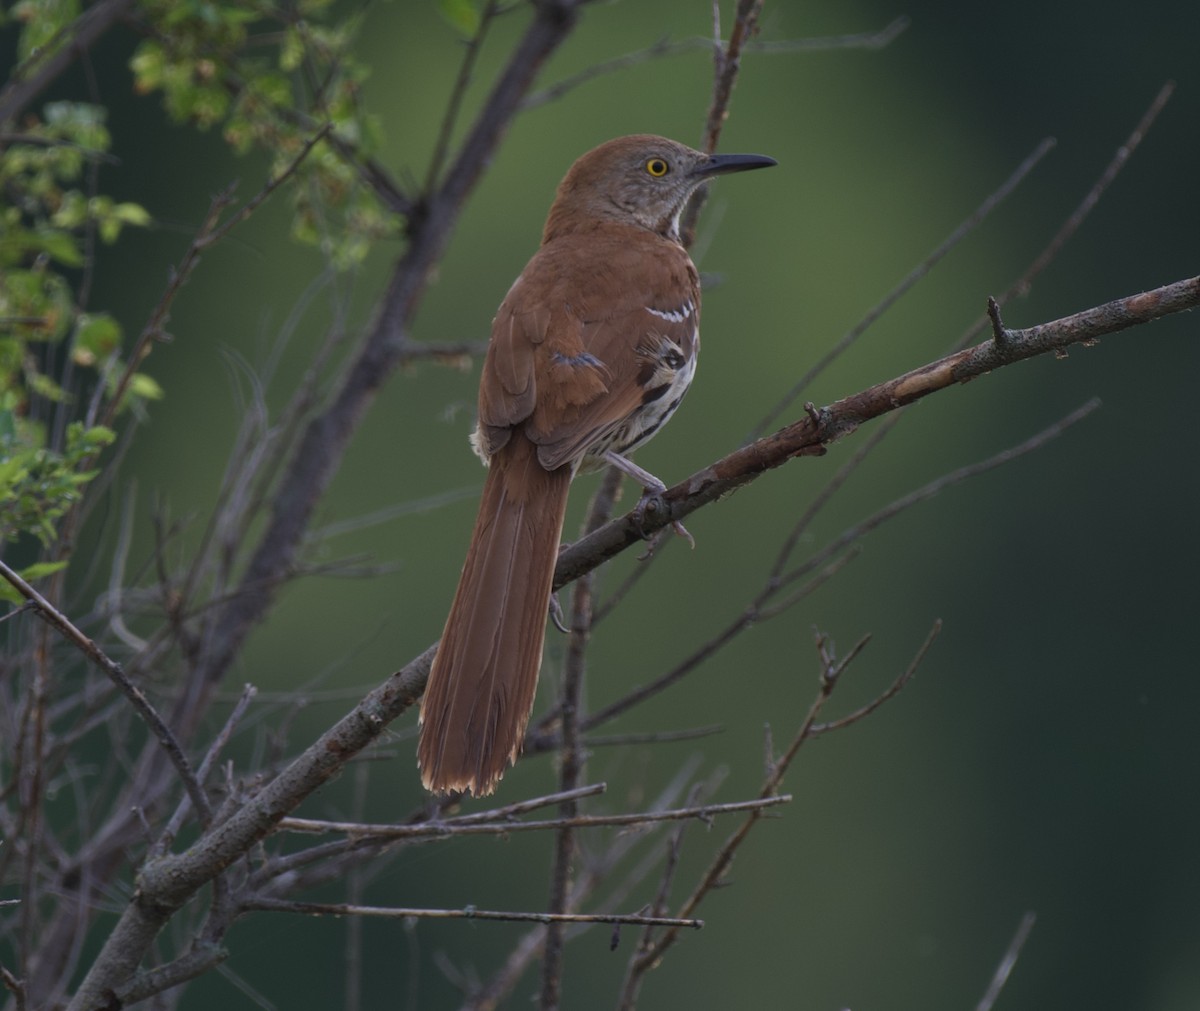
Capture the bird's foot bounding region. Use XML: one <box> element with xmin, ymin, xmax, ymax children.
<box><xmin>602</xmin><ymin>450</ymin><xmax>693</xmax><ymax>548</ymax></box>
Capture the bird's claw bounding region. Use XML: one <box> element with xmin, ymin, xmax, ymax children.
<box><xmin>549</xmin><ymin>592</ymin><xmax>569</xmax><ymax>634</ymax></box>
<box><xmin>671</xmin><ymin>519</ymin><xmax>696</xmax><ymax>549</ymax></box>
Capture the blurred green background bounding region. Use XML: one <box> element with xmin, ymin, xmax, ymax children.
<box><xmin>29</xmin><ymin>0</ymin><xmax>1200</xmax><ymax>1007</ymax></box>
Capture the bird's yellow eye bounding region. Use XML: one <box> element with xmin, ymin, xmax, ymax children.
<box><xmin>645</xmin><ymin>157</ymin><xmax>670</xmax><ymax>177</ymax></box>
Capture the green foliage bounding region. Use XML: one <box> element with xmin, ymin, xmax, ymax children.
<box><xmin>0</xmin><ymin>101</ymin><xmax>151</xmax><ymax>332</ymax></box>
<box><xmin>10</xmin><ymin>0</ymin><xmax>83</xmax><ymax>65</ymax></box>
<box><xmin>129</xmin><ymin>0</ymin><xmax>400</xmax><ymax>268</ymax></box>
<box><xmin>0</xmin><ymin>87</ymin><xmax>152</xmax><ymax>549</ymax></box>
<box><xmin>0</xmin><ymin>415</ymin><xmax>115</xmax><ymax>547</ymax></box>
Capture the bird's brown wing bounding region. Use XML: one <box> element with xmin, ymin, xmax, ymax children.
<box><xmin>476</xmin><ymin>229</ymin><xmax>700</xmax><ymax>470</ymax></box>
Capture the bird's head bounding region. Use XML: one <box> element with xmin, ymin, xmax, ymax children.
<box><xmin>544</xmin><ymin>134</ymin><xmax>776</xmax><ymax>242</ymax></box>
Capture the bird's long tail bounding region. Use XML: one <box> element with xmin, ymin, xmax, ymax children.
<box><xmin>418</xmin><ymin>435</ymin><xmax>571</xmax><ymax>796</ymax></box>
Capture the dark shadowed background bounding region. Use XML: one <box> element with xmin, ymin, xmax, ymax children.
<box><xmin>24</xmin><ymin>0</ymin><xmax>1200</xmax><ymax>1007</ymax></box>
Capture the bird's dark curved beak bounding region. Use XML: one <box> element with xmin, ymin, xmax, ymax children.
<box><xmin>691</xmin><ymin>152</ymin><xmax>777</xmax><ymax>178</ymax></box>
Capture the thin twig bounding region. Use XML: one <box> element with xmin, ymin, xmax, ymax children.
<box><xmin>86</xmin><ymin>186</ymin><xmax>234</xmax><ymax>432</ymax></box>
<box><xmin>241</xmin><ymin>897</ymin><xmax>704</xmax><ymax>929</ymax></box>
<box><xmin>956</xmin><ymin>81</ymin><xmax>1176</xmax><ymax>351</ymax></box>
<box><xmin>424</xmin><ymin>1</ymin><xmax>500</xmax><ymax>192</ymax></box>
<box><xmin>155</xmin><ymin>684</ymin><xmax>258</xmax><ymax>856</ymax></box>
<box><xmin>344</xmin><ymin>762</ymin><xmax>370</xmax><ymax>1011</ymax></box>
<box><xmin>1010</xmin><ymin>81</ymin><xmax>1175</xmax><ymax>304</ymax></box>
<box><xmin>277</xmin><ymin>795</ymin><xmax>789</xmax><ymax>839</ymax></box>
<box><xmin>584</xmin><ymin>724</ymin><xmax>724</xmax><ymax>747</ymax></box>
<box><xmin>771</xmin><ymin>399</ymin><xmax>1103</xmax><ymax>597</ymax></box>
<box><xmin>1</xmin><ymin>963</ymin><xmax>27</xmax><ymax>1011</ymax></box>
<box><xmin>811</xmin><ymin>621</ymin><xmax>940</xmax><ymax>735</ymax></box>
<box><xmin>630</xmin><ymin>779</ymin><xmax>709</xmax><ymax>963</ymax></box>
<box><xmin>750</xmin><ymin>136</ymin><xmax>1057</xmax><ymax>439</ymax></box>
<box><xmin>447</xmin><ymin>783</ymin><xmax>607</xmax><ymax>823</ymax></box>
<box><xmin>110</xmin><ymin>945</ymin><xmax>228</xmax><ymax>1008</ymax></box>
<box><xmin>200</xmin><ymin>122</ymin><xmax>334</xmax><ymax>250</ymax></box>
<box><xmin>976</xmin><ymin>912</ymin><xmax>1037</xmax><ymax>1011</ymax></box>
<box><xmin>0</xmin><ymin>602</ymin><xmax>36</xmax><ymax>624</ymax></box>
<box><xmin>521</xmin><ymin>18</ymin><xmax>909</xmax><ymax>111</ymax></box>
<box><xmin>704</xmin><ymin>0</ymin><xmax>763</xmax><ymax>154</ymax></box>
<box><xmin>768</xmin><ymin>415</ymin><xmax>900</xmax><ymax>584</ymax></box>
<box><xmin>397</xmin><ymin>338</ymin><xmax>489</xmax><ymax>363</ymax></box>
<box><xmin>679</xmin><ymin>0</ymin><xmax>764</xmax><ymax>247</ymax></box>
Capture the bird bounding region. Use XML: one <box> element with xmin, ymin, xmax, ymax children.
<box><xmin>418</xmin><ymin>134</ymin><xmax>776</xmax><ymax>796</ymax></box>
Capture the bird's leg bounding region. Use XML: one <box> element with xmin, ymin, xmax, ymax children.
<box><xmin>601</xmin><ymin>450</ymin><xmax>694</xmax><ymax>548</ymax></box>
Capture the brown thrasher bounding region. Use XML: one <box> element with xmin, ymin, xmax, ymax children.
<box><xmin>418</xmin><ymin>135</ymin><xmax>775</xmax><ymax>795</ymax></box>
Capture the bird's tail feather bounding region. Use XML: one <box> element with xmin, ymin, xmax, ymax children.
<box><xmin>418</xmin><ymin>436</ymin><xmax>571</xmax><ymax>796</ymax></box>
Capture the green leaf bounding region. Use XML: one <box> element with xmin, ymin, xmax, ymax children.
<box><xmin>18</xmin><ymin>560</ymin><xmax>68</xmax><ymax>581</ymax></box>
<box><xmin>128</xmin><ymin>372</ymin><xmax>165</xmax><ymax>400</ymax></box>
<box><xmin>0</xmin><ymin>559</ymin><xmax>67</xmax><ymax>604</ymax></box>
<box><xmin>27</xmin><ymin>370</ymin><xmax>70</xmax><ymax>402</ymax></box>
<box><xmin>280</xmin><ymin>25</ymin><xmax>304</xmax><ymax>71</ymax></box>
<box><xmin>73</xmin><ymin>424</ymin><xmax>115</xmax><ymax>450</ymax></box>
<box><xmin>437</xmin><ymin>0</ymin><xmax>480</xmax><ymax>37</ymax></box>
<box><xmin>112</xmin><ymin>202</ymin><xmax>152</xmax><ymax>228</ymax></box>
<box><xmin>130</xmin><ymin>42</ymin><xmax>166</xmax><ymax>92</ymax></box>
<box><xmin>74</xmin><ymin>313</ymin><xmax>122</xmax><ymax>364</ymax></box>
<box><xmin>35</xmin><ymin>228</ymin><xmax>83</xmax><ymax>267</ymax></box>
